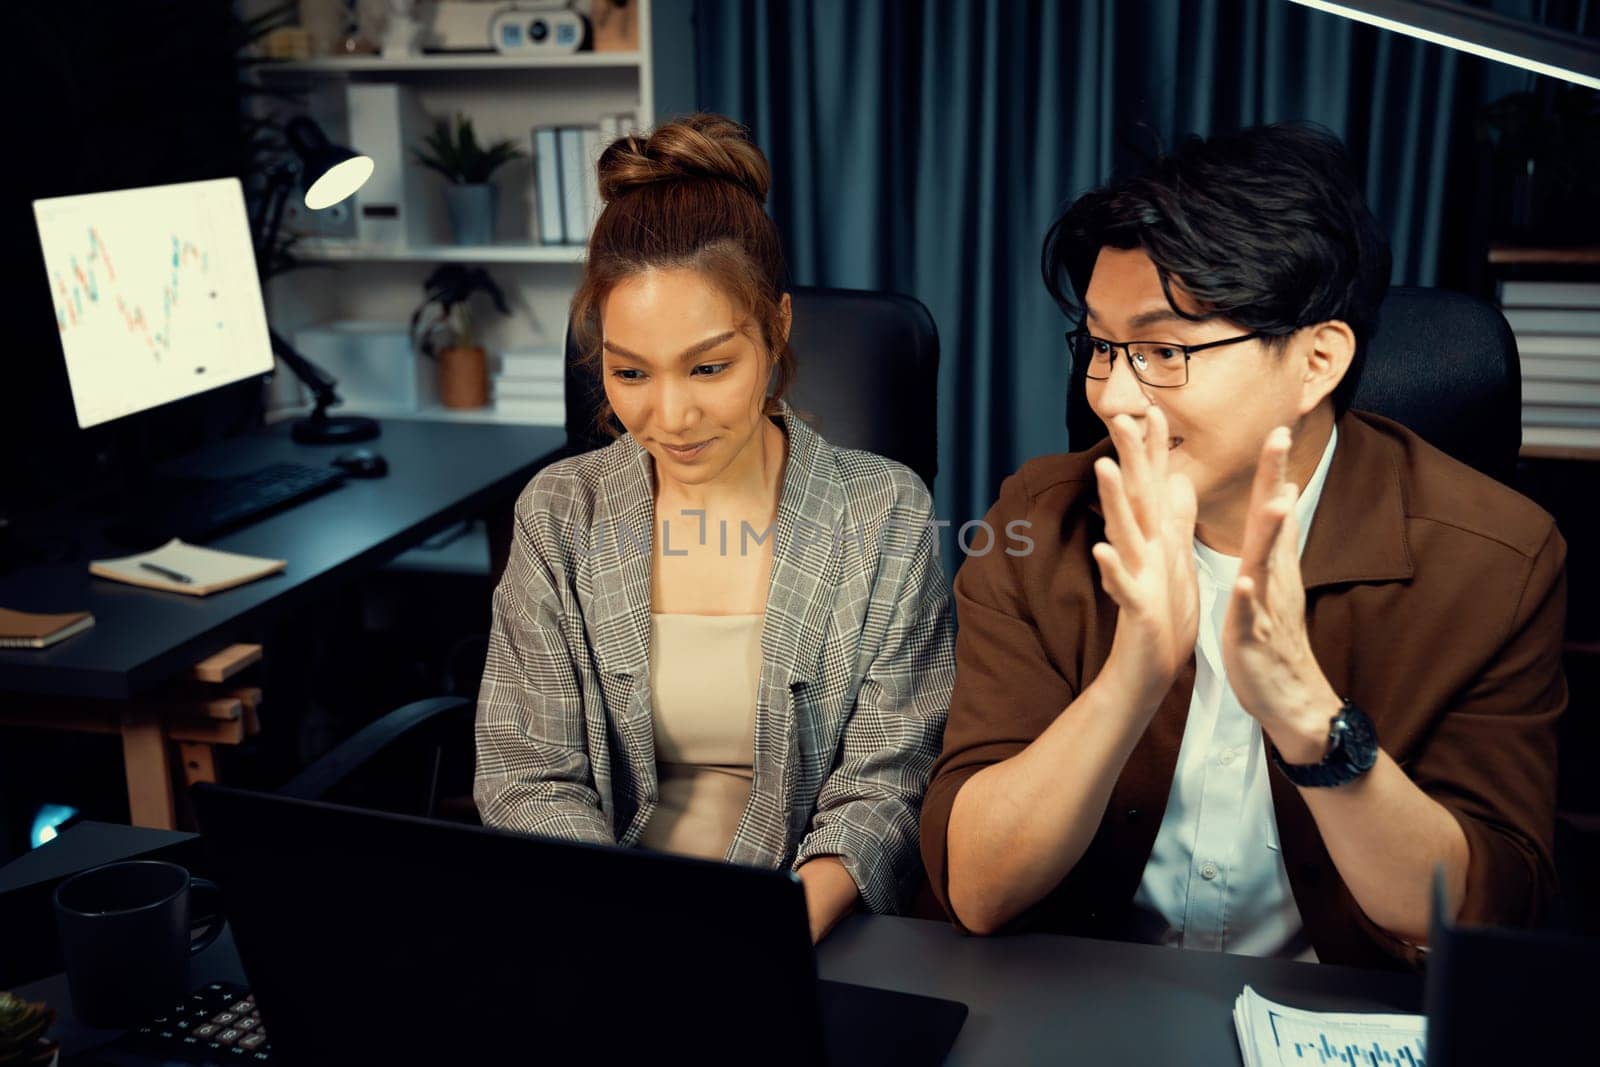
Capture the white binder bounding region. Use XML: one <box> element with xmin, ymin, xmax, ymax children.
<box><xmin>558</xmin><ymin>127</ymin><xmax>587</xmax><ymax>246</ymax></box>
<box><xmin>345</xmin><ymin>83</ymin><xmax>441</xmax><ymax>247</ymax></box>
<box><xmin>533</xmin><ymin>126</ymin><xmax>564</xmax><ymax>245</ymax></box>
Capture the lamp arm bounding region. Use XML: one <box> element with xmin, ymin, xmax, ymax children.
<box><xmin>270</xmin><ymin>328</ymin><xmax>341</xmax><ymax>414</ymax></box>
<box><xmin>255</xmin><ymin>161</ymin><xmax>346</xmax><ymax>419</ymax></box>
<box><xmin>256</xmin><ymin>162</ymin><xmax>299</xmax><ymax>272</ymax></box>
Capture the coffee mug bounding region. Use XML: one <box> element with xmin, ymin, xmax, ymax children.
<box><xmin>53</xmin><ymin>860</ymin><xmax>225</xmax><ymax>1027</ymax></box>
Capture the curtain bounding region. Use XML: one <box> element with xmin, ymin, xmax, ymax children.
<box><xmin>693</xmin><ymin>0</ymin><xmax>1569</xmax><ymax>542</ymax></box>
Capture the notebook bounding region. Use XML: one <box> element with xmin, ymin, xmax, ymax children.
<box><xmin>90</xmin><ymin>538</ymin><xmax>286</xmax><ymax>596</ymax></box>
<box><xmin>0</xmin><ymin>607</ymin><xmax>95</xmax><ymax>649</ymax></box>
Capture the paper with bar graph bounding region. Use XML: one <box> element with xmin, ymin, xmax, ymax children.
<box><xmin>32</xmin><ymin>178</ymin><xmax>273</xmax><ymax>429</ymax></box>
<box><xmin>1235</xmin><ymin>986</ymin><xmax>1425</xmax><ymax>1067</ymax></box>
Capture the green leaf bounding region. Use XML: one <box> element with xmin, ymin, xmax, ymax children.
<box><xmin>0</xmin><ymin>992</ymin><xmax>53</xmax><ymax>1052</ymax></box>
<box><xmin>410</xmin><ymin>114</ymin><xmax>526</xmax><ymax>183</ymax></box>
<box><xmin>410</xmin><ymin>265</ymin><xmax>512</xmax><ymax>354</ymax></box>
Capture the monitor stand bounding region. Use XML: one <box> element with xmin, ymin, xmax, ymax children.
<box><xmin>98</xmin><ymin>472</ymin><xmax>218</xmax><ymax>551</ymax></box>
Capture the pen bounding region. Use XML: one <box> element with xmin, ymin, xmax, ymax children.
<box><xmin>140</xmin><ymin>561</ymin><xmax>194</xmax><ymax>585</ymax></box>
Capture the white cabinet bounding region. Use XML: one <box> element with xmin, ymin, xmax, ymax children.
<box><xmin>247</xmin><ymin>0</ymin><xmax>658</xmax><ymax>426</ymax></box>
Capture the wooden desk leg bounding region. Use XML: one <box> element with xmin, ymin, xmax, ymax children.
<box><xmin>178</xmin><ymin>742</ymin><xmax>218</xmax><ymax>788</ymax></box>
<box><xmin>121</xmin><ymin>710</ymin><xmax>176</xmax><ymax>830</ymax></box>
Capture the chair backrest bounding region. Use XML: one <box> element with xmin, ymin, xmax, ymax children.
<box><xmin>1065</xmin><ymin>286</ymin><xmax>1522</xmax><ymax>485</ymax></box>
<box><xmin>563</xmin><ymin>285</ymin><xmax>942</xmax><ymax>491</ymax></box>
<box><xmin>280</xmin><ymin>696</ymin><xmax>478</xmax><ymax>823</ymax></box>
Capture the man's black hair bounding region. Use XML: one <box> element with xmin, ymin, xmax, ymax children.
<box><xmin>1041</xmin><ymin>123</ymin><xmax>1393</xmax><ymax>415</ymax></box>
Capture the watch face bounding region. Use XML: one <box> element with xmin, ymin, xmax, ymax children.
<box><xmin>1272</xmin><ymin>701</ymin><xmax>1379</xmax><ymax>786</ymax></box>
<box><xmin>1338</xmin><ymin>702</ymin><xmax>1380</xmax><ymax>771</ymax></box>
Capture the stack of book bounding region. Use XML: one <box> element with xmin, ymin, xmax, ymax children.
<box><xmin>532</xmin><ymin>112</ymin><xmax>638</xmax><ymax>246</ymax></box>
<box><xmin>1501</xmin><ymin>281</ymin><xmax>1600</xmax><ymax>451</ymax></box>
<box><xmin>494</xmin><ymin>347</ymin><xmax>565</xmax><ymax>425</ymax></box>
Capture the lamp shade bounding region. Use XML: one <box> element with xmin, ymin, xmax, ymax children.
<box><xmin>284</xmin><ymin>116</ymin><xmax>374</xmax><ymax>209</ymax></box>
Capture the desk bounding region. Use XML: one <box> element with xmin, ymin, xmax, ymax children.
<box><xmin>16</xmin><ymin>924</ymin><xmax>1424</xmax><ymax>1065</ymax></box>
<box><xmin>823</xmin><ymin>916</ymin><xmax>1418</xmax><ymax>1065</ymax></box>
<box><xmin>5</xmin><ymin>824</ymin><xmax>1422</xmax><ymax>1065</ymax></box>
<box><xmin>0</xmin><ymin>420</ymin><xmax>565</xmax><ymax>825</ymax></box>
<box><xmin>0</xmin><ymin>419</ymin><xmax>565</xmax><ymax>700</ymax></box>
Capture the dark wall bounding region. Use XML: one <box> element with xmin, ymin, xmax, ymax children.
<box><xmin>7</xmin><ymin>1</ymin><xmax>258</xmax><ymax>516</ymax></box>
<box><xmin>651</xmin><ymin>0</ymin><xmax>699</xmax><ymax>119</ymax></box>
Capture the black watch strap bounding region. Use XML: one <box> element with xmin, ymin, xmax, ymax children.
<box><xmin>1270</xmin><ymin>698</ymin><xmax>1379</xmax><ymax>788</ymax></box>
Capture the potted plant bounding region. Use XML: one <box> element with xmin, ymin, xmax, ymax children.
<box><xmin>412</xmin><ymin>113</ymin><xmax>526</xmax><ymax>245</ymax></box>
<box><xmin>410</xmin><ymin>265</ymin><xmax>511</xmax><ymax>409</ymax></box>
<box><xmin>0</xmin><ymin>991</ymin><xmax>59</xmax><ymax>1067</ymax></box>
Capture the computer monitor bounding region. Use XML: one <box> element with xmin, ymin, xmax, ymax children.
<box><xmin>1425</xmin><ymin>867</ymin><xmax>1595</xmax><ymax>1063</ymax></box>
<box><xmin>31</xmin><ymin>177</ymin><xmax>274</xmax><ymax>431</ymax></box>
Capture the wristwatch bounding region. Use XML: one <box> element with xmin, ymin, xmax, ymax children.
<box><xmin>1270</xmin><ymin>697</ymin><xmax>1379</xmax><ymax>788</ymax></box>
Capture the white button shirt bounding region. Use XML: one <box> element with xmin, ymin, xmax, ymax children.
<box><xmin>1129</xmin><ymin>427</ymin><xmax>1338</xmax><ymax>960</ymax></box>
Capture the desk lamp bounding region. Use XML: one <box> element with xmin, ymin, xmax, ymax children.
<box><xmin>257</xmin><ymin>116</ymin><xmax>380</xmax><ymax>445</ymax></box>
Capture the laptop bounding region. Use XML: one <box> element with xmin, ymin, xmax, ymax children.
<box><xmin>188</xmin><ymin>784</ymin><xmax>966</xmax><ymax>1065</ymax></box>
<box><xmin>1425</xmin><ymin>867</ymin><xmax>1596</xmax><ymax>1064</ymax></box>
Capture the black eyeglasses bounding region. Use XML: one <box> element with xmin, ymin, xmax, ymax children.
<box><xmin>1066</xmin><ymin>328</ymin><xmax>1264</xmax><ymax>389</ymax></box>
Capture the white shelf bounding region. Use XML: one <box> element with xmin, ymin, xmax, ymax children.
<box><xmin>251</xmin><ymin>52</ymin><xmax>643</xmax><ymax>74</ymax></box>
<box><xmin>390</xmin><ymin>403</ymin><xmax>565</xmax><ymax>426</ymax></box>
<box><xmin>293</xmin><ymin>241</ymin><xmax>585</xmax><ymax>264</ymax></box>
<box><xmin>268</xmin><ymin>402</ymin><xmax>565</xmax><ymax>428</ymax></box>
<box><xmin>256</xmin><ymin>0</ymin><xmax>655</xmax><ymax>421</ymax></box>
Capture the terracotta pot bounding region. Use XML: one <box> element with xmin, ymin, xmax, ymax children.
<box><xmin>437</xmin><ymin>344</ymin><xmax>489</xmax><ymax>409</ymax></box>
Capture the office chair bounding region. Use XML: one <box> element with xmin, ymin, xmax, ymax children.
<box><xmin>276</xmin><ymin>286</ymin><xmax>942</xmax><ymax>816</ymax></box>
<box><xmin>279</xmin><ymin>695</ymin><xmax>477</xmax><ymax>820</ymax></box>
<box><xmin>1065</xmin><ymin>286</ymin><xmax>1522</xmax><ymax>486</ymax></box>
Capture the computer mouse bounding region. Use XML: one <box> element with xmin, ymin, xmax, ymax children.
<box><xmin>332</xmin><ymin>448</ymin><xmax>388</xmax><ymax>478</ymax></box>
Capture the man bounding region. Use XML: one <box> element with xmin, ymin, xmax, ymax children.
<box><xmin>920</xmin><ymin>123</ymin><xmax>1566</xmax><ymax>969</ymax></box>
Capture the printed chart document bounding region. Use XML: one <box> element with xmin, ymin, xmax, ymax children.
<box><xmin>90</xmin><ymin>539</ymin><xmax>286</xmax><ymax>596</ymax></box>
<box><xmin>1234</xmin><ymin>985</ymin><xmax>1425</xmax><ymax>1067</ymax></box>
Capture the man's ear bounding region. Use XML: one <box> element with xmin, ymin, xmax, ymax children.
<box><xmin>1297</xmin><ymin>319</ymin><xmax>1356</xmax><ymax>416</ymax></box>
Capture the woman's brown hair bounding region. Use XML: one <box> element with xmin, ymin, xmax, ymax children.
<box><xmin>570</xmin><ymin>113</ymin><xmax>794</xmax><ymax>437</ymax></box>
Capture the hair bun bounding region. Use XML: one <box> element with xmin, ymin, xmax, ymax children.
<box><xmin>596</xmin><ymin>113</ymin><xmax>770</xmax><ymax>204</ymax></box>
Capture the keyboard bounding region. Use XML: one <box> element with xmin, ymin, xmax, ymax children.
<box><xmin>77</xmin><ymin>981</ymin><xmax>273</xmax><ymax>1065</ymax></box>
<box><xmin>112</xmin><ymin>463</ymin><xmax>346</xmax><ymax>545</ymax></box>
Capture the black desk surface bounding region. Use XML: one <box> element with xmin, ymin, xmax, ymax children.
<box><xmin>822</xmin><ymin>915</ymin><xmax>1418</xmax><ymax>1065</ymax></box>
<box><xmin>6</xmin><ymin>823</ymin><xmax>1422</xmax><ymax>1065</ymax></box>
<box><xmin>0</xmin><ymin>419</ymin><xmax>565</xmax><ymax>700</ymax></box>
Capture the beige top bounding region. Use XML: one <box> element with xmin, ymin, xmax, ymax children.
<box><xmin>637</xmin><ymin>612</ymin><xmax>764</xmax><ymax>860</ymax></box>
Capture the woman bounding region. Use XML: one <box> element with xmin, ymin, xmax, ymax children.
<box><xmin>474</xmin><ymin>114</ymin><xmax>953</xmax><ymax>941</ymax></box>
